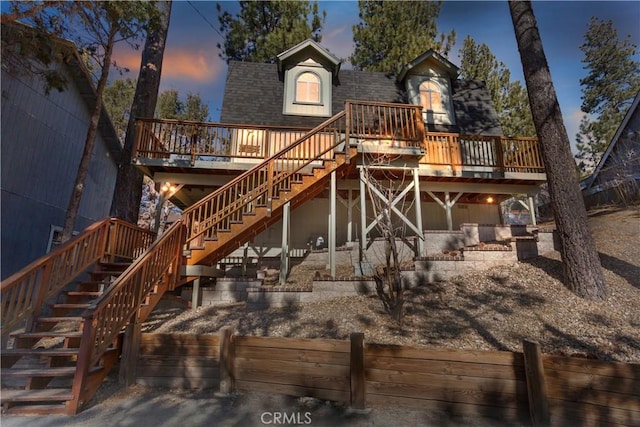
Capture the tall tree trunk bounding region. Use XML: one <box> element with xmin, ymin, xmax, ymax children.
<box><xmin>61</xmin><ymin>27</ymin><xmax>116</xmax><ymax>242</ymax></box>
<box><xmin>509</xmin><ymin>1</ymin><xmax>606</xmax><ymax>299</ymax></box>
<box><xmin>111</xmin><ymin>0</ymin><xmax>172</xmax><ymax>223</ymax></box>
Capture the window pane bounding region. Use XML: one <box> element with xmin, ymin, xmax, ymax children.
<box><xmin>419</xmin><ymin>81</ymin><xmax>443</xmax><ymax>111</ymax></box>
<box><xmin>296</xmin><ymin>72</ymin><xmax>320</xmax><ymax>103</ymax></box>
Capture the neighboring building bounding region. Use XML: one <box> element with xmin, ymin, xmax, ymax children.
<box><xmin>581</xmin><ymin>91</ymin><xmax>640</xmax><ymax>208</ymax></box>
<box><xmin>1</xmin><ymin>24</ymin><xmax>121</xmax><ymax>279</ymax></box>
<box><xmin>134</xmin><ymin>39</ymin><xmax>546</xmax><ymax>263</ymax></box>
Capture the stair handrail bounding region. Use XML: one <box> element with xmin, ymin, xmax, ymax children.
<box><xmin>1</xmin><ymin>219</ymin><xmax>154</xmax><ymax>341</ymax></box>
<box><xmin>181</xmin><ymin>109</ymin><xmax>349</xmax><ymax>244</ymax></box>
<box><xmin>76</xmin><ymin>220</ymin><xmax>184</xmax><ymax>370</ymax></box>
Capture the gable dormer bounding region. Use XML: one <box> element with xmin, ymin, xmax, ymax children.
<box><xmin>397</xmin><ymin>50</ymin><xmax>459</xmax><ymax>126</ymax></box>
<box><xmin>277</xmin><ymin>39</ymin><xmax>341</xmax><ymax>118</ymax></box>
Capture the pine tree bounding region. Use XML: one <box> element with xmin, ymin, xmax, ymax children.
<box><xmin>509</xmin><ymin>0</ymin><xmax>606</xmax><ymax>300</ymax></box>
<box><xmin>103</xmin><ymin>77</ymin><xmax>137</xmax><ymax>140</ymax></box>
<box><xmin>576</xmin><ymin>17</ymin><xmax>640</xmax><ymax>172</ymax></box>
<box><xmin>459</xmin><ymin>36</ymin><xmax>535</xmax><ymax>136</ymax></box>
<box><xmin>351</xmin><ymin>0</ymin><xmax>455</xmax><ymax>74</ymax></box>
<box><xmin>111</xmin><ymin>1</ymin><xmax>172</xmax><ymax>225</ymax></box>
<box><xmin>217</xmin><ymin>0</ymin><xmax>325</xmax><ymax>64</ymax></box>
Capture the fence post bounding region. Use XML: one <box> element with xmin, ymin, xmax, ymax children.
<box><xmin>219</xmin><ymin>326</ymin><xmax>235</xmax><ymax>394</ymax></box>
<box><xmin>523</xmin><ymin>340</ymin><xmax>550</xmax><ymax>427</ymax></box>
<box><xmin>350</xmin><ymin>332</ymin><xmax>366</xmax><ymax>409</ymax></box>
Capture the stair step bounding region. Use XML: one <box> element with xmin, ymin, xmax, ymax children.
<box><xmin>2</xmin><ymin>348</ymin><xmax>80</xmax><ymax>357</ymax></box>
<box><xmin>52</xmin><ymin>303</ymin><xmax>91</xmax><ymax>309</ymax></box>
<box><xmin>12</xmin><ymin>331</ymin><xmax>83</xmax><ymax>339</ymax></box>
<box><xmin>1</xmin><ymin>388</ymin><xmax>74</xmax><ymax>403</ymax></box>
<box><xmin>98</xmin><ymin>261</ymin><xmax>131</xmax><ymax>268</ymax></box>
<box><xmin>0</xmin><ymin>403</ymin><xmax>67</xmax><ymax>415</ymax></box>
<box><xmin>92</xmin><ymin>270</ymin><xmax>123</xmax><ymax>276</ymax></box>
<box><xmin>66</xmin><ymin>291</ymin><xmax>103</xmax><ymax>297</ymax></box>
<box><xmin>1</xmin><ymin>366</ymin><xmax>77</xmax><ymax>377</ymax></box>
<box><xmin>37</xmin><ymin>317</ymin><xmax>83</xmax><ymax>324</ymax></box>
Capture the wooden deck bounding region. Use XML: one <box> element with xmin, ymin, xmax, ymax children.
<box><xmin>133</xmin><ymin>100</ymin><xmax>545</xmax><ymax>179</ymax></box>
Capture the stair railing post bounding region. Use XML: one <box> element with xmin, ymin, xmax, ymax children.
<box><xmin>266</xmin><ymin>160</ymin><xmax>274</xmax><ymax>216</ymax></box>
<box><xmin>344</xmin><ymin>102</ymin><xmax>351</xmax><ymax>160</ymax></box>
<box><xmin>68</xmin><ymin>315</ymin><xmax>97</xmax><ymax>415</ymax></box>
<box><xmin>25</xmin><ymin>263</ymin><xmax>52</xmax><ymax>333</ymax></box>
<box><xmin>119</xmin><ymin>312</ymin><xmax>142</xmax><ymax>387</ymax></box>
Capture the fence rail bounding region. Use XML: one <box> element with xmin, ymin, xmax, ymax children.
<box><xmin>0</xmin><ymin>219</ymin><xmax>154</xmax><ymax>341</ymax></box>
<box><xmin>135</xmin><ymin>331</ymin><xmax>640</xmax><ymax>426</ymax></box>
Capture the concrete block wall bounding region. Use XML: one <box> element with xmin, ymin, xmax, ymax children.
<box><xmin>247</xmin><ymin>279</ymin><xmax>378</xmax><ymax>309</ymax></box>
<box><xmin>180</xmin><ymin>278</ymin><xmax>261</xmax><ymax>306</ymax></box>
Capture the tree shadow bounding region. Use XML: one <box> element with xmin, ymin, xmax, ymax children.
<box><xmin>598</xmin><ymin>252</ymin><xmax>640</xmax><ymax>289</ymax></box>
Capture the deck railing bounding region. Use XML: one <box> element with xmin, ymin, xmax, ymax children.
<box><xmin>422</xmin><ymin>132</ymin><xmax>544</xmax><ymax>173</ymax></box>
<box><xmin>134</xmin><ymin>118</ymin><xmax>313</xmax><ymax>163</ymax></box>
<box><xmin>346</xmin><ymin>100</ymin><xmax>425</xmax><ymax>148</ymax></box>
<box><xmin>134</xmin><ymin>102</ymin><xmax>543</xmax><ymax>174</ymax></box>
<box><xmin>0</xmin><ymin>219</ymin><xmax>155</xmax><ymax>342</ymax></box>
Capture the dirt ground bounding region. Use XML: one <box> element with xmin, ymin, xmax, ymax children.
<box><xmin>1</xmin><ymin>386</ymin><xmax>515</xmax><ymax>427</ymax></box>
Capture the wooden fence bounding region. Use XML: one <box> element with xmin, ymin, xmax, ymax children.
<box><xmin>136</xmin><ymin>330</ymin><xmax>640</xmax><ymax>426</ymax></box>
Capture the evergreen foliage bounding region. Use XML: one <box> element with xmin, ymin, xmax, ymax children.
<box><xmin>217</xmin><ymin>0</ymin><xmax>325</xmax><ymax>64</ymax></box>
<box><xmin>576</xmin><ymin>17</ymin><xmax>640</xmax><ymax>173</ymax></box>
<box><xmin>103</xmin><ymin>77</ymin><xmax>137</xmax><ymax>140</ymax></box>
<box><xmin>458</xmin><ymin>35</ymin><xmax>534</xmax><ymax>137</ymax></box>
<box><xmin>351</xmin><ymin>0</ymin><xmax>455</xmax><ymax>74</ymax></box>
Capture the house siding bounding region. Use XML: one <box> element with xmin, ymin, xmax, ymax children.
<box><xmin>1</xmin><ymin>63</ymin><xmax>119</xmax><ymax>279</ymax></box>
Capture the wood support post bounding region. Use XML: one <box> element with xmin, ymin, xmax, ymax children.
<box><xmin>528</xmin><ymin>196</ymin><xmax>537</xmax><ymax>226</ymax></box>
<box><xmin>279</xmin><ymin>202</ymin><xmax>290</xmax><ymax>285</ymax></box>
<box><xmin>329</xmin><ymin>171</ymin><xmax>336</xmax><ymax>277</ymax></box>
<box><xmin>119</xmin><ymin>316</ymin><xmax>142</xmax><ymax>386</ymax></box>
<box><xmin>523</xmin><ymin>340</ymin><xmax>550</xmax><ymax>427</ymax></box>
<box><xmin>350</xmin><ymin>332</ymin><xmax>366</xmax><ymax>410</ymax></box>
<box><xmin>191</xmin><ymin>277</ymin><xmax>200</xmax><ymax>309</ymax></box>
<box><xmin>219</xmin><ymin>327</ymin><xmax>235</xmax><ymax>394</ymax></box>
<box><xmin>359</xmin><ymin>168</ymin><xmax>367</xmax><ymax>256</ymax></box>
<box><xmin>413</xmin><ymin>169</ymin><xmax>424</xmax><ymax>255</ymax></box>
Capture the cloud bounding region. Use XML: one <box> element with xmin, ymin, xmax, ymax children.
<box><xmin>321</xmin><ymin>25</ymin><xmax>354</xmax><ymax>62</ymax></box>
<box><xmin>113</xmin><ymin>47</ymin><xmax>224</xmax><ymax>83</ymax></box>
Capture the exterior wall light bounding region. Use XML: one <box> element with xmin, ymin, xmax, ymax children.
<box><xmin>486</xmin><ymin>196</ymin><xmax>494</xmax><ymax>204</ymax></box>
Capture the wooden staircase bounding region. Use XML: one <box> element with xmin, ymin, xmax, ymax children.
<box><xmin>1</xmin><ymin>261</ymin><xmax>129</xmax><ymax>415</ymax></box>
<box><xmin>188</xmin><ymin>148</ymin><xmax>357</xmax><ymax>266</ymax></box>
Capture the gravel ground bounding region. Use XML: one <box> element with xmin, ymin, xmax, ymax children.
<box><xmin>148</xmin><ymin>207</ymin><xmax>640</xmax><ymax>363</ymax></box>
<box><xmin>3</xmin><ymin>207</ymin><xmax>637</xmax><ymax>427</ymax></box>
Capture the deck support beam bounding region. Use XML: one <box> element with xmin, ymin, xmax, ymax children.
<box><xmin>279</xmin><ymin>202</ymin><xmax>291</xmax><ymax>285</ymax></box>
<box><xmin>338</xmin><ymin>189</ymin><xmax>359</xmax><ymax>244</ymax></box>
<box><xmin>359</xmin><ymin>168</ymin><xmax>368</xmax><ymax>256</ymax></box>
<box><xmin>413</xmin><ymin>169</ymin><xmax>424</xmax><ymax>255</ymax></box>
<box><xmin>528</xmin><ymin>196</ymin><xmax>537</xmax><ymax>226</ymax></box>
<box><xmin>191</xmin><ymin>277</ymin><xmax>200</xmax><ymax>309</ymax></box>
<box><xmin>328</xmin><ymin>171</ymin><xmax>337</xmax><ymax>277</ymax></box>
<box><xmin>427</xmin><ymin>191</ymin><xmax>463</xmax><ymax>231</ymax></box>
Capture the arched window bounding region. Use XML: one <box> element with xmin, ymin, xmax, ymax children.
<box><xmin>419</xmin><ymin>81</ymin><xmax>443</xmax><ymax>111</ymax></box>
<box><xmin>295</xmin><ymin>72</ymin><xmax>320</xmax><ymax>103</ymax></box>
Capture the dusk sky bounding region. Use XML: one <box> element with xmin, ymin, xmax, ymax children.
<box><xmin>40</xmin><ymin>1</ymin><xmax>640</xmax><ymax>149</ymax></box>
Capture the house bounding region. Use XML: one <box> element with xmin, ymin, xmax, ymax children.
<box><xmin>1</xmin><ymin>39</ymin><xmax>549</xmax><ymax>415</ymax></box>
<box><xmin>135</xmin><ymin>39</ymin><xmax>546</xmax><ymax>269</ymax></box>
<box><xmin>581</xmin><ymin>91</ymin><xmax>640</xmax><ymax>208</ymax></box>
<box><xmin>0</xmin><ymin>24</ymin><xmax>122</xmax><ymax>279</ymax></box>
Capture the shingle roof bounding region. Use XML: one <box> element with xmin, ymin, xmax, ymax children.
<box><xmin>220</xmin><ymin>60</ymin><xmax>502</xmax><ymax>135</ymax></box>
